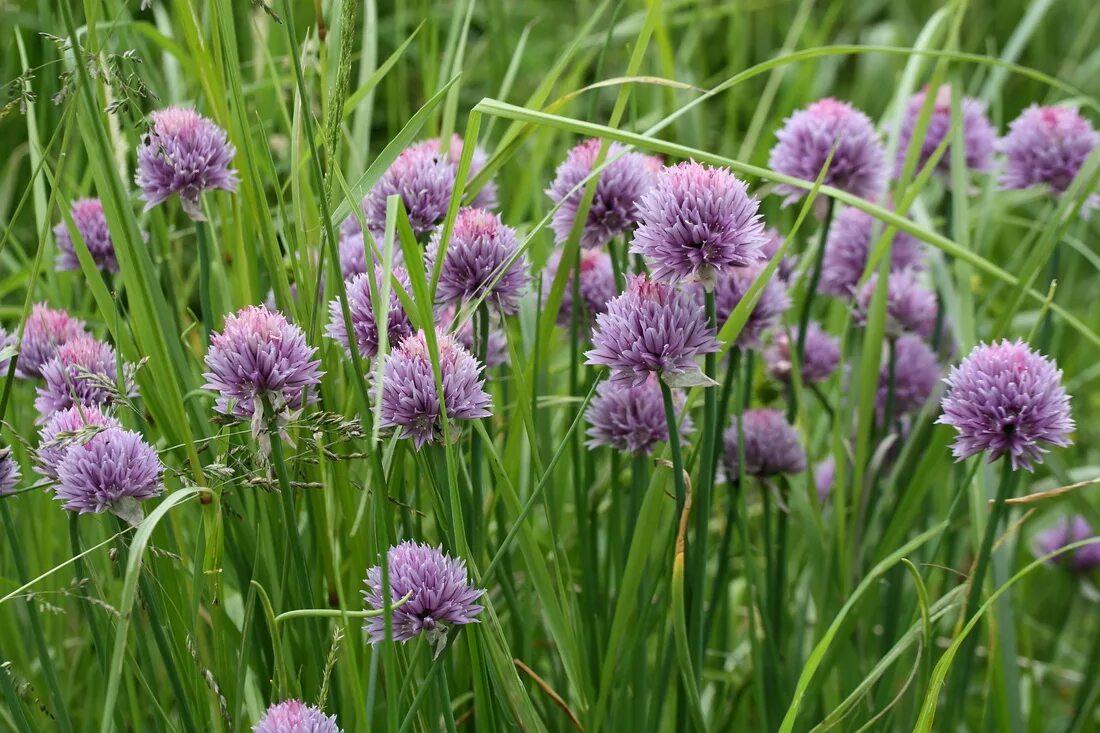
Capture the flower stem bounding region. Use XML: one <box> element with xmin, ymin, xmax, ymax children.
<box><xmin>795</xmin><ymin>198</ymin><xmax>836</xmax><ymax>372</ymax></box>
<box><xmin>659</xmin><ymin>377</ymin><xmax>687</xmax><ymax>516</ymax></box>
<box><xmin>688</xmin><ymin>290</ymin><xmax>719</xmax><ymax>674</ymax></box>
<box><xmin>195</xmin><ymin>218</ymin><xmax>215</xmax><ymax>340</ymax></box>
<box><xmin>943</xmin><ymin>461</ymin><xmax>1021</xmax><ymax>726</ymax></box>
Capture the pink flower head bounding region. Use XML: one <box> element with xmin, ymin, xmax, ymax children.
<box><xmin>998</xmin><ymin>105</ymin><xmax>1099</xmax><ymax>196</ymax></box>
<box><xmin>586</xmin><ymin>275</ymin><xmax>720</xmax><ymax>385</ymax></box>
<box><xmin>856</xmin><ymin>268</ymin><xmax>938</xmax><ymax>339</ymax></box>
<box><xmin>36</xmin><ymin>404</ymin><xmax>121</xmax><ymax>480</ymax></box>
<box><xmin>544</xmin><ymin>248</ymin><xmax>618</xmax><ymax>327</ymax></box>
<box><xmin>631</xmin><ymin>161</ymin><xmax>766</xmax><ymax>285</ymax></box>
<box><xmin>326</xmin><ymin>267</ymin><xmax>413</xmax><ymax>360</ymax></box>
<box><xmin>713</xmin><ymin>263</ymin><xmax>791</xmax><ymax>348</ymax></box>
<box><xmin>0</xmin><ymin>446</ymin><xmax>20</xmax><ymax>496</ymax></box>
<box><xmin>938</xmin><ymin>339</ymin><xmax>1074</xmax><ymax>471</ymax></box>
<box><xmin>426</xmin><ymin>208</ymin><xmax>529</xmax><ymax>315</ymax></box>
<box><xmin>765</xmin><ymin>322</ymin><xmax>840</xmax><ymax>384</ymax></box>
<box><xmin>769</xmin><ymin>98</ymin><xmax>887</xmax><ymax>204</ymax></box>
<box><xmin>377</xmin><ymin>329</ymin><xmax>492</xmax><ymax>449</ymax></box>
<box><xmin>546</xmin><ymin>139</ymin><xmax>658</xmax><ymax>248</ymax></box>
<box><xmin>585</xmin><ymin>374</ymin><xmax>693</xmax><ymax>455</ymax></box>
<box><xmin>135</xmin><ymin>106</ymin><xmax>238</xmax><ymax>220</ymax></box>
<box><xmin>36</xmin><ymin>335</ymin><xmax>132</xmax><ymax>417</ymax></box>
<box><xmin>55</xmin><ymin>427</ymin><xmax>163</xmax><ymax>521</ymax></box>
<box><xmin>820</xmin><ymin>206</ymin><xmax>924</xmax><ymax>297</ymax></box>
<box><xmin>17</xmin><ymin>304</ymin><xmax>88</xmax><ymax>379</ymax></box>
<box><xmin>54</xmin><ymin>198</ymin><xmax>118</xmax><ymax>273</ymax></box>
<box><xmin>896</xmin><ymin>85</ymin><xmax>996</xmax><ymax>178</ymax></box>
<box><xmin>253</xmin><ymin>699</ymin><xmax>342</xmax><ymax>733</ymax></box>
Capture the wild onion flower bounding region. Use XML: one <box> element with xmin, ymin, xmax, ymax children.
<box><xmin>203</xmin><ymin>306</ymin><xmax>323</xmax><ymax>427</ymax></box>
<box><xmin>765</xmin><ymin>322</ymin><xmax>840</xmax><ymax>384</ymax></box>
<box><xmin>820</xmin><ymin>207</ymin><xmax>924</xmax><ymax>297</ymax></box>
<box><xmin>896</xmin><ymin>85</ymin><xmax>996</xmax><ymax>177</ymax></box>
<box><xmin>54</xmin><ymin>198</ymin><xmax>118</xmax><ymax>273</ymax></box>
<box><xmin>856</xmin><ymin>268</ymin><xmax>937</xmax><ymax>339</ymax></box>
<box><xmin>17</xmin><ymin>304</ymin><xmax>87</xmax><ymax>379</ymax></box>
<box><xmin>362</xmin><ymin>540</ymin><xmax>484</xmax><ymax>656</ymax></box>
<box><xmin>135</xmin><ymin>106</ymin><xmax>239</xmax><ymax>220</ymax></box>
<box><xmin>586</xmin><ymin>275</ymin><xmax>720</xmax><ymax>385</ymax></box>
<box><xmin>714</xmin><ymin>263</ymin><xmax>791</xmax><ymax>348</ymax></box>
<box><xmin>350</xmin><ymin>135</ymin><xmax>496</xmax><ymax>238</ymax></box>
<box><xmin>426</xmin><ymin>208</ymin><xmax>529</xmax><ymax>314</ymax></box>
<box><xmin>722</xmin><ymin>408</ymin><xmax>806</xmax><ymax>478</ymax></box>
<box><xmin>546</xmin><ymin>139</ymin><xmax>658</xmax><ymax>248</ymax></box>
<box><xmin>769</xmin><ymin>98</ymin><xmax>887</xmax><ymax>204</ymax></box>
<box><xmin>36</xmin><ymin>336</ymin><xmax>131</xmax><ymax>416</ymax></box>
<box><xmin>998</xmin><ymin>105</ymin><xmax>1099</xmax><ymax>196</ymax></box>
<box><xmin>326</xmin><ymin>268</ymin><xmax>413</xmax><ymax>360</ymax></box>
<box><xmin>36</xmin><ymin>405</ymin><xmax>121</xmax><ymax>480</ymax></box>
<box><xmin>585</xmin><ymin>374</ymin><xmax>693</xmax><ymax>455</ymax></box>
<box><xmin>253</xmin><ymin>700</ymin><xmax>343</xmax><ymax>733</ymax></box>
<box><xmin>377</xmin><ymin>329</ymin><xmax>491</xmax><ymax>449</ymax></box>
<box><xmin>0</xmin><ymin>446</ymin><xmax>20</xmax><ymax>496</ymax></box>
<box><xmin>54</xmin><ymin>427</ymin><xmax>163</xmax><ymax>523</ymax></box>
<box><xmin>544</xmin><ymin>248</ymin><xmax>618</xmax><ymax>327</ymax></box>
<box><xmin>938</xmin><ymin>339</ymin><xmax>1074</xmax><ymax>471</ymax></box>
<box><xmin>0</xmin><ymin>327</ymin><xmax>15</xmax><ymax>374</ymax></box>
<box><xmin>878</xmin><ymin>334</ymin><xmax>939</xmax><ymax>419</ymax></box>
<box><xmin>338</xmin><ymin>231</ymin><xmax>369</xmax><ymax>279</ymax></box>
<box><xmin>1033</xmin><ymin>516</ymin><xmax>1100</xmax><ymax>573</ymax></box>
<box><xmin>630</xmin><ymin>161</ymin><xmax>765</xmax><ymax>285</ymax></box>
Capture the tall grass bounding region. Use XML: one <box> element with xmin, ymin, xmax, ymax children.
<box><xmin>1</xmin><ymin>0</ymin><xmax>1099</xmax><ymax>730</ymax></box>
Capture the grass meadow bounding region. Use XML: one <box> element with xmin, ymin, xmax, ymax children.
<box><xmin>2</xmin><ymin>0</ymin><xmax>1100</xmax><ymax>730</ymax></box>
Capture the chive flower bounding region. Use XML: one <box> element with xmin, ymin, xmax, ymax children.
<box><xmin>36</xmin><ymin>335</ymin><xmax>132</xmax><ymax>417</ymax></box>
<box><xmin>713</xmin><ymin>263</ymin><xmax>792</xmax><ymax>348</ymax></box>
<box><xmin>253</xmin><ymin>700</ymin><xmax>343</xmax><ymax>733</ymax></box>
<box><xmin>722</xmin><ymin>408</ymin><xmax>806</xmax><ymax>478</ymax></box>
<box><xmin>54</xmin><ymin>427</ymin><xmax>163</xmax><ymax>523</ymax></box>
<box><xmin>0</xmin><ymin>446</ymin><xmax>20</xmax><ymax>496</ymax></box>
<box><xmin>820</xmin><ymin>206</ymin><xmax>924</xmax><ymax>297</ymax></box>
<box><xmin>998</xmin><ymin>105</ymin><xmax>1099</xmax><ymax>197</ymax></box>
<box><xmin>54</xmin><ymin>198</ymin><xmax>118</xmax><ymax>273</ymax></box>
<box><xmin>326</xmin><ymin>267</ymin><xmax>413</xmax><ymax>360</ymax></box>
<box><xmin>544</xmin><ymin>248</ymin><xmax>618</xmax><ymax>327</ymax></box>
<box><xmin>135</xmin><ymin>106</ymin><xmax>239</xmax><ymax>220</ymax></box>
<box><xmin>426</xmin><ymin>208</ymin><xmax>530</xmax><ymax>315</ymax></box>
<box><xmin>1033</xmin><ymin>516</ymin><xmax>1100</xmax><ymax>573</ymax></box>
<box><xmin>630</xmin><ymin>161</ymin><xmax>765</xmax><ymax>285</ymax></box>
<box><xmin>585</xmin><ymin>374</ymin><xmax>693</xmax><ymax>455</ymax></box>
<box><xmin>36</xmin><ymin>404</ymin><xmax>121</xmax><ymax>480</ymax></box>
<box><xmin>896</xmin><ymin>85</ymin><xmax>996</xmax><ymax>177</ymax></box>
<box><xmin>938</xmin><ymin>339</ymin><xmax>1074</xmax><ymax>471</ymax></box>
<box><xmin>765</xmin><ymin>322</ymin><xmax>840</xmax><ymax>384</ymax></box>
<box><xmin>878</xmin><ymin>334</ymin><xmax>940</xmax><ymax>419</ymax></box>
<box><xmin>17</xmin><ymin>304</ymin><xmax>88</xmax><ymax>379</ymax></box>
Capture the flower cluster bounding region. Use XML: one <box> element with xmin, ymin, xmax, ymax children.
<box><xmin>426</xmin><ymin>208</ymin><xmax>529</xmax><ymax>314</ymax></box>
<box><xmin>326</xmin><ymin>267</ymin><xmax>413</xmax><ymax>360</ymax></box>
<box><xmin>723</xmin><ymin>408</ymin><xmax>806</xmax><ymax>478</ymax></box>
<box><xmin>1032</xmin><ymin>516</ymin><xmax>1100</xmax><ymax>573</ymax></box>
<box><xmin>135</xmin><ymin>106</ymin><xmax>239</xmax><ymax>220</ymax></box>
<box><xmin>0</xmin><ymin>446</ymin><xmax>20</xmax><ymax>496</ymax></box>
<box><xmin>896</xmin><ymin>85</ymin><xmax>996</xmax><ymax>177</ymax></box>
<box><xmin>586</xmin><ymin>374</ymin><xmax>693</xmax><ymax>455</ymax></box>
<box><xmin>998</xmin><ymin>105</ymin><xmax>1098</xmax><ymax>196</ymax></box>
<box><xmin>253</xmin><ymin>700</ymin><xmax>343</xmax><ymax>733</ymax></box>
<box><xmin>36</xmin><ymin>404</ymin><xmax>121</xmax><ymax>479</ymax></box>
<box><xmin>545</xmin><ymin>248</ymin><xmax>618</xmax><ymax>327</ymax></box>
<box><xmin>362</xmin><ymin>541</ymin><xmax>484</xmax><ymax>655</ymax></box>
<box><xmin>54</xmin><ymin>198</ymin><xmax>119</xmax><ymax>273</ymax></box>
<box><xmin>377</xmin><ymin>329</ymin><xmax>492</xmax><ymax>449</ymax></box>
<box><xmin>820</xmin><ymin>206</ymin><xmax>924</xmax><ymax>298</ymax></box>
<box><xmin>546</xmin><ymin>139</ymin><xmax>659</xmax><ymax>248</ymax></box>
<box><xmin>764</xmin><ymin>322</ymin><xmax>840</xmax><ymax>385</ymax></box>
<box><xmin>55</xmin><ymin>427</ymin><xmax>163</xmax><ymax>523</ymax></box>
<box><xmin>17</xmin><ymin>304</ymin><xmax>87</xmax><ymax>379</ymax></box>
<box><xmin>713</xmin><ymin>263</ymin><xmax>791</xmax><ymax>348</ymax></box>
<box><xmin>36</xmin><ymin>335</ymin><xmax>132</xmax><ymax>416</ymax></box>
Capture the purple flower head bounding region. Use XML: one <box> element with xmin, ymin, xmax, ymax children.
<box><xmin>998</xmin><ymin>105</ymin><xmax>1099</xmax><ymax>196</ymax></box>
<box><xmin>856</xmin><ymin>268</ymin><xmax>937</xmax><ymax>339</ymax></box>
<box><xmin>352</xmin><ymin>135</ymin><xmax>497</xmax><ymax>238</ymax></box>
<box><xmin>203</xmin><ymin>306</ymin><xmax>323</xmax><ymax>422</ymax></box>
<box><xmin>0</xmin><ymin>327</ymin><xmax>15</xmax><ymax>374</ymax></box>
<box><xmin>723</xmin><ymin>408</ymin><xmax>806</xmax><ymax>478</ymax></box>
<box><xmin>759</xmin><ymin>227</ymin><xmax>797</xmax><ymax>281</ymax></box>
<box><xmin>17</xmin><ymin>304</ymin><xmax>88</xmax><ymax>379</ymax></box>
<box><xmin>878</xmin><ymin>334</ymin><xmax>939</xmax><ymax>419</ymax></box>
<box><xmin>36</xmin><ymin>335</ymin><xmax>131</xmax><ymax>416</ymax></box>
<box><xmin>630</xmin><ymin>162</ymin><xmax>765</xmax><ymax>286</ymax></box>
<box><xmin>0</xmin><ymin>446</ymin><xmax>20</xmax><ymax>496</ymax></box>
<box><xmin>135</xmin><ymin>106</ymin><xmax>238</xmax><ymax>220</ymax></box>
<box><xmin>586</xmin><ymin>275</ymin><xmax>720</xmax><ymax>385</ymax></box>
<box><xmin>326</xmin><ymin>267</ymin><xmax>413</xmax><ymax>360</ymax></box>
<box><xmin>820</xmin><ymin>206</ymin><xmax>924</xmax><ymax>297</ymax></box>
<box><xmin>36</xmin><ymin>405</ymin><xmax>121</xmax><ymax>480</ymax></box>
<box><xmin>896</xmin><ymin>85</ymin><xmax>996</xmax><ymax>178</ymax></box>
<box><xmin>426</xmin><ymin>208</ymin><xmax>529</xmax><ymax>315</ymax></box>
<box><xmin>714</xmin><ymin>263</ymin><xmax>792</xmax><ymax>348</ymax></box>
<box><xmin>253</xmin><ymin>700</ymin><xmax>342</xmax><ymax>733</ymax></box>
<box><xmin>377</xmin><ymin>329</ymin><xmax>492</xmax><ymax>449</ymax></box>
<box><xmin>337</xmin><ymin>229</ymin><xmax>401</xmax><ymax>280</ymax></box>
<box><xmin>54</xmin><ymin>198</ymin><xmax>118</xmax><ymax>273</ymax></box>
<box><xmin>585</xmin><ymin>374</ymin><xmax>693</xmax><ymax>455</ymax></box>
<box><xmin>1033</xmin><ymin>516</ymin><xmax>1100</xmax><ymax>573</ymax></box>
<box><xmin>362</xmin><ymin>540</ymin><xmax>484</xmax><ymax>655</ymax></box>
<box><xmin>814</xmin><ymin>455</ymin><xmax>836</xmax><ymax>504</ymax></box>
<box><xmin>765</xmin><ymin>322</ymin><xmax>840</xmax><ymax>384</ymax></box>
<box><xmin>55</xmin><ymin>427</ymin><xmax>163</xmax><ymax>522</ymax></box>
<box><xmin>769</xmin><ymin>98</ymin><xmax>887</xmax><ymax>204</ymax></box>
<box><xmin>938</xmin><ymin>339</ymin><xmax>1073</xmax><ymax>471</ymax></box>
<box><xmin>545</xmin><ymin>248</ymin><xmax>618</xmax><ymax>327</ymax></box>
<box><xmin>546</xmin><ymin>139</ymin><xmax>658</xmax><ymax>249</ymax></box>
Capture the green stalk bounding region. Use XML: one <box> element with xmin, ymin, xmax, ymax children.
<box><xmin>943</xmin><ymin>462</ymin><xmax>1021</xmax><ymax>727</ymax></box>
<box><xmin>195</xmin><ymin>219</ymin><xmax>215</xmax><ymax>341</ymax></box>
<box><xmin>0</xmin><ymin>500</ymin><xmax>74</xmax><ymax>733</ymax></box>
<box><xmin>687</xmin><ymin>290</ymin><xmax>719</xmax><ymax>676</ymax></box>
<box><xmin>658</xmin><ymin>378</ymin><xmax>687</xmax><ymax>516</ymax></box>
<box><xmin>469</xmin><ymin>303</ymin><xmax>490</xmax><ymax>555</ymax></box>
<box><xmin>795</xmin><ymin>198</ymin><xmax>836</xmax><ymax>371</ymax></box>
